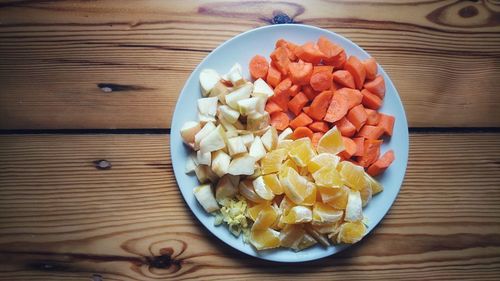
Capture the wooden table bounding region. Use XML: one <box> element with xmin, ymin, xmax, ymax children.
<box><xmin>1</xmin><ymin>1</ymin><xmax>499</xmax><ymax>280</ymax></box>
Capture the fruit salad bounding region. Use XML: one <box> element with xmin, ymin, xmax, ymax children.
<box><xmin>181</xmin><ymin>36</ymin><xmax>394</xmax><ymax>251</ymax></box>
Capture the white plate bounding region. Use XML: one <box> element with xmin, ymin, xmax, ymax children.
<box><xmin>171</xmin><ymin>24</ymin><xmax>409</xmax><ymax>262</ymax></box>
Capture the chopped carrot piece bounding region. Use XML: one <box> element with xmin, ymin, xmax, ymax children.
<box><xmin>335</xmin><ymin>117</ymin><xmax>356</xmax><ymax>137</ymax></box>
<box><xmin>324</xmin><ymin>91</ymin><xmax>349</xmax><ymax>123</ymax></box>
<box><xmin>270</xmin><ymin>46</ymin><xmax>291</xmax><ymax>75</ymax></box>
<box><xmin>275</xmin><ymin>39</ymin><xmax>298</xmax><ymax>61</ymax></box>
<box><xmin>292</xmin><ymin>126</ymin><xmax>314</xmax><ymax>140</ymax></box>
<box><xmin>308</xmin><ymin>121</ymin><xmax>329</xmax><ymax>133</ymax></box>
<box><xmin>365</xmin><ymin>108</ymin><xmax>381</xmax><ymax>126</ymax></box>
<box><xmin>310</xmin><ymin>70</ymin><xmax>333</xmax><ymax>92</ymax></box>
<box><xmin>266</xmin><ymin>64</ymin><xmax>282</xmax><ymax>88</ymax></box>
<box><xmin>289</xmin><ymin>112</ymin><xmax>313</xmax><ymax>130</ymax></box>
<box><xmin>289</xmin><ymin>84</ymin><xmax>301</xmax><ymax>97</ymax></box>
<box><xmin>339</xmin><ymin>137</ymin><xmax>357</xmax><ymax>159</ymax></box>
<box><xmin>317</xmin><ymin>36</ymin><xmax>345</xmax><ymax>68</ymax></box>
<box><xmin>309</xmin><ymin>90</ymin><xmax>333</xmax><ymax>121</ymax></box>
<box><xmin>270</xmin><ymin>112</ymin><xmax>290</xmax><ymax>131</ymax></box>
<box><xmin>335</xmin><ymin>88</ymin><xmax>363</xmax><ymax>110</ymax></box>
<box><xmin>367</xmin><ymin>150</ymin><xmax>395</xmax><ymax>176</ymax></box>
<box><xmin>363</xmin><ymin>58</ymin><xmax>377</xmax><ymax>80</ymax></box>
<box><xmin>288</xmin><ymin>60</ymin><xmax>313</xmax><ymax>85</ymax></box>
<box><xmin>288</xmin><ymin>92</ymin><xmax>309</xmax><ymax>116</ymax></box>
<box><xmin>249</xmin><ymin>55</ymin><xmax>269</xmax><ymax>80</ymax></box>
<box><xmin>311</xmin><ymin>132</ymin><xmax>324</xmax><ymax>148</ymax></box>
<box><xmin>302</xmin><ymin>85</ymin><xmax>318</xmax><ymax>100</ymax></box>
<box><xmin>352</xmin><ymin>137</ymin><xmax>364</xmax><ymax>157</ymax></box>
<box><xmin>357</xmin><ymin>139</ymin><xmax>382</xmax><ymax>167</ymax></box>
<box><xmin>303</xmin><ymin>106</ymin><xmax>311</xmax><ymax>116</ymax></box>
<box><xmin>332</xmin><ymin>70</ymin><xmax>355</xmax><ymax>89</ymax></box>
<box><xmin>361</xmin><ymin>89</ymin><xmax>382</xmax><ymax>110</ymax></box>
<box><xmin>378</xmin><ymin>113</ymin><xmax>395</xmax><ymax>136</ymax></box>
<box><xmin>312</xmin><ymin>65</ymin><xmax>334</xmax><ymax>75</ymax></box>
<box><xmin>364</xmin><ymin>75</ymin><xmax>385</xmax><ymax>99</ymax></box>
<box><xmin>294</xmin><ymin>42</ymin><xmax>325</xmax><ymax>64</ymax></box>
<box><xmin>270</xmin><ymin>78</ymin><xmax>292</xmax><ymax>111</ymax></box>
<box><xmin>347</xmin><ymin>104</ymin><xmax>368</xmax><ymax>131</ymax></box>
<box><xmin>265</xmin><ymin>100</ymin><xmax>283</xmax><ymax>114</ymax></box>
<box><xmin>358</xmin><ymin>125</ymin><xmax>384</xmax><ymax>140</ymax></box>
<box><xmin>344</xmin><ymin>56</ymin><xmax>366</xmax><ymax>89</ymax></box>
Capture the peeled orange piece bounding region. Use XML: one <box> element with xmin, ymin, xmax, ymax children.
<box><xmin>282</xmin><ymin>205</ymin><xmax>312</xmax><ymax>224</ymax></box>
<box><xmin>360</xmin><ymin>184</ymin><xmax>373</xmax><ymax>207</ymax></box>
<box><xmin>317</xmin><ymin>126</ymin><xmax>345</xmax><ymax>155</ymax></box>
<box><xmin>312</xmin><ymin>202</ymin><xmax>343</xmax><ymax>224</ymax></box>
<box><xmin>278</xmin><ymin>159</ymin><xmax>298</xmax><ymax>181</ymax></box>
<box><xmin>250</xmin><ymin>228</ymin><xmax>280</xmax><ymax>250</ymax></box>
<box><xmin>263</xmin><ymin>174</ymin><xmax>284</xmax><ymax>195</ymax></box>
<box><xmin>261</xmin><ymin>148</ymin><xmax>287</xmax><ymax>175</ymax></box>
<box><xmin>365</xmin><ymin>173</ymin><xmax>383</xmax><ymax>194</ymax></box>
<box><xmin>312</xmin><ymin>166</ymin><xmax>343</xmax><ymax>188</ymax></box>
<box><xmin>345</xmin><ymin>190</ymin><xmax>363</xmax><ymax>222</ymax></box>
<box><xmin>337</xmin><ymin>221</ymin><xmax>366</xmax><ymax>244</ymax></box>
<box><xmin>281</xmin><ymin>167</ymin><xmax>309</xmax><ymax>204</ymax></box>
<box><xmin>247</xmin><ymin>201</ymin><xmax>271</xmax><ymax>221</ymax></box>
<box><xmin>318</xmin><ymin>185</ymin><xmax>349</xmax><ymax>209</ymax></box>
<box><xmin>301</xmin><ymin>182</ymin><xmax>317</xmax><ymax>206</ymax></box>
<box><xmin>279</xmin><ymin>224</ymin><xmax>305</xmax><ymax>248</ymax></box>
<box><xmin>338</xmin><ymin>161</ymin><xmax>367</xmax><ymax>191</ymax></box>
<box><xmin>308</xmin><ymin>153</ymin><xmax>340</xmax><ymax>174</ymax></box>
<box><xmin>252</xmin><ymin>205</ymin><xmax>278</xmax><ymax>230</ymax></box>
<box><xmin>288</xmin><ymin>140</ymin><xmax>316</xmax><ymax>167</ymax></box>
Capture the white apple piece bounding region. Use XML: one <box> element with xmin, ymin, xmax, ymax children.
<box><xmin>278</xmin><ymin>127</ymin><xmax>293</xmax><ymax>142</ymax></box>
<box><xmin>180</xmin><ymin>121</ymin><xmax>201</xmax><ymax>145</ymax></box>
<box><xmin>261</xmin><ymin>126</ymin><xmax>278</xmax><ymax>151</ymax></box>
<box><xmin>345</xmin><ymin>190</ymin><xmax>363</xmax><ymax>222</ymax></box>
<box><xmin>209</xmin><ymin>81</ymin><xmax>230</xmax><ymax>102</ymax></box>
<box><xmin>198</xmin><ymin>113</ymin><xmax>216</xmax><ymax>124</ymax></box>
<box><xmin>211</xmin><ymin>150</ymin><xmax>231</xmax><ymax>177</ymax></box>
<box><xmin>194</xmin><ymin>122</ymin><xmax>216</xmax><ymax>150</ymax></box>
<box><xmin>199</xmin><ymin>125</ymin><xmax>226</xmax><ymax>153</ymax></box>
<box><xmin>227</xmin><ymin>174</ymin><xmax>240</xmax><ymax>187</ymax></box>
<box><xmin>215</xmin><ymin>175</ymin><xmax>238</xmax><ymax>202</ymax></box>
<box><xmin>193</xmin><ymin>184</ymin><xmax>220</xmax><ymax>213</ymax></box>
<box><xmin>194</xmin><ymin>165</ymin><xmax>210</xmax><ymax>183</ymax></box>
<box><xmin>228</xmin><ymin>154</ymin><xmax>256</xmax><ymax>175</ymax></box>
<box><xmin>246</xmin><ymin>111</ymin><xmax>270</xmax><ymax>131</ymax></box>
<box><xmin>252</xmin><ymin>78</ymin><xmax>274</xmax><ymax>98</ymax></box>
<box><xmin>199</xmin><ymin>69</ymin><xmax>221</xmax><ymax>96</ymax></box>
<box><xmin>255</xmin><ymin>96</ymin><xmax>266</xmax><ymax>114</ymax></box>
<box><xmin>240</xmin><ymin>133</ymin><xmax>254</xmax><ymax>148</ymax></box>
<box><xmin>218</xmin><ymin>105</ymin><xmax>240</xmax><ymax>124</ymax></box>
<box><xmin>227</xmin><ymin>136</ymin><xmax>247</xmax><ymax>156</ymax></box>
<box><xmin>237</xmin><ymin>97</ymin><xmax>260</xmax><ymax>116</ymax></box>
<box><xmin>252</xmin><ymin>176</ymin><xmax>275</xmax><ymax>201</ymax></box>
<box><xmin>198</xmin><ymin>97</ymin><xmax>218</xmax><ymax>117</ymax></box>
<box><xmin>225</xmin><ymin>63</ymin><xmax>245</xmax><ymax>87</ymax></box>
<box><xmin>197</xmin><ymin>150</ymin><xmax>211</xmax><ymax>166</ymax></box>
<box><xmin>225</xmin><ymin>82</ymin><xmax>253</xmax><ymax>109</ymax></box>
<box><xmin>249</xmin><ymin>136</ymin><xmax>266</xmax><ymax>161</ymax></box>
<box><xmin>277</xmin><ymin>139</ymin><xmax>293</xmax><ymax>149</ymax></box>
<box><xmin>185</xmin><ymin>153</ymin><xmax>197</xmax><ymax>174</ymax></box>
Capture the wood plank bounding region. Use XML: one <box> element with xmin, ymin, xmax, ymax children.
<box><xmin>0</xmin><ymin>133</ymin><xmax>499</xmax><ymax>280</ymax></box>
<box><xmin>0</xmin><ymin>0</ymin><xmax>499</xmax><ymax>129</ymax></box>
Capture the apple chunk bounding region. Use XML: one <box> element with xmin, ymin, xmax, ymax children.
<box><xmin>193</xmin><ymin>184</ymin><xmax>219</xmax><ymax>213</ymax></box>
<box><xmin>180</xmin><ymin>121</ymin><xmax>201</xmax><ymax>145</ymax></box>
<box><xmin>199</xmin><ymin>69</ymin><xmax>221</xmax><ymax>96</ymax></box>
<box><xmin>227</xmin><ymin>154</ymin><xmax>256</xmax><ymax>175</ymax></box>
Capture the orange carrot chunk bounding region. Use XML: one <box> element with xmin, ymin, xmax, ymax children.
<box><xmin>335</xmin><ymin>88</ymin><xmax>363</xmax><ymax>110</ymax></box>
<box><xmin>288</xmin><ymin>60</ymin><xmax>313</xmax><ymax>86</ymax></box>
<box><xmin>339</xmin><ymin>137</ymin><xmax>357</xmax><ymax>159</ymax></box>
<box><xmin>289</xmin><ymin>84</ymin><xmax>301</xmax><ymax>97</ymax></box>
<box><xmin>332</xmin><ymin>70</ymin><xmax>356</xmax><ymax>89</ymax></box>
<box><xmin>358</xmin><ymin>125</ymin><xmax>385</xmax><ymax>140</ymax></box>
<box><xmin>361</xmin><ymin>89</ymin><xmax>382</xmax><ymax>110</ymax></box>
<box><xmin>308</xmin><ymin>121</ymin><xmax>329</xmax><ymax>133</ymax></box>
<box><xmin>364</xmin><ymin>75</ymin><xmax>385</xmax><ymax>99</ymax></box>
<box><xmin>335</xmin><ymin>117</ymin><xmax>357</xmax><ymax>137</ymax></box>
<box><xmin>310</xmin><ymin>70</ymin><xmax>333</xmax><ymax>92</ymax></box>
<box><xmin>294</xmin><ymin>42</ymin><xmax>326</xmax><ymax>65</ymax></box>
<box><xmin>265</xmin><ymin>100</ymin><xmax>283</xmax><ymax>114</ymax></box>
<box><xmin>352</xmin><ymin>137</ymin><xmax>365</xmax><ymax>157</ymax></box>
<box><xmin>249</xmin><ymin>55</ymin><xmax>269</xmax><ymax>80</ymax></box>
<box><xmin>344</xmin><ymin>56</ymin><xmax>366</xmax><ymax>89</ymax></box>
<box><xmin>312</xmin><ymin>65</ymin><xmax>334</xmax><ymax>75</ymax></box>
<box><xmin>311</xmin><ymin>132</ymin><xmax>324</xmax><ymax>148</ymax></box>
<box><xmin>324</xmin><ymin>91</ymin><xmax>349</xmax><ymax>123</ymax></box>
<box><xmin>367</xmin><ymin>149</ymin><xmax>395</xmax><ymax>176</ymax></box>
<box><xmin>270</xmin><ymin>78</ymin><xmax>292</xmax><ymax>111</ymax></box>
<box><xmin>302</xmin><ymin>85</ymin><xmax>319</xmax><ymax>100</ymax></box>
<box><xmin>303</xmin><ymin>106</ymin><xmax>311</xmax><ymax>116</ymax></box>
<box><xmin>309</xmin><ymin>90</ymin><xmax>333</xmax><ymax>121</ymax></box>
<box><xmin>346</xmin><ymin>104</ymin><xmax>368</xmax><ymax>131</ymax></box>
<box><xmin>357</xmin><ymin>139</ymin><xmax>382</xmax><ymax>167</ymax></box>
<box><xmin>270</xmin><ymin>111</ymin><xmax>290</xmax><ymax>131</ymax></box>
<box><xmin>317</xmin><ymin>36</ymin><xmax>345</xmax><ymax>68</ymax></box>
<box><xmin>288</xmin><ymin>92</ymin><xmax>309</xmax><ymax>116</ymax></box>
<box><xmin>292</xmin><ymin>126</ymin><xmax>314</xmax><ymax>140</ymax></box>
<box><xmin>365</xmin><ymin>108</ymin><xmax>381</xmax><ymax>126</ymax></box>
<box><xmin>362</xmin><ymin>58</ymin><xmax>377</xmax><ymax>80</ymax></box>
<box><xmin>270</xmin><ymin>46</ymin><xmax>291</xmax><ymax>75</ymax></box>
<box><xmin>275</xmin><ymin>39</ymin><xmax>298</xmax><ymax>61</ymax></box>
<box><xmin>378</xmin><ymin>113</ymin><xmax>395</xmax><ymax>136</ymax></box>
<box><xmin>289</xmin><ymin>112</ymin><xmax>314</xmax><ymax>130</ymax></box>
<box><xmin>266</xmin><ymin>64</ymin><xmax>282</xmax><ymax>88</ymax></box>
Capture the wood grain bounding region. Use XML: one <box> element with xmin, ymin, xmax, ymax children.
<box><xmin>0</xmin><ymin>133</ymin><xmax>499</xmax><ymax>280</ymax></box>
<box><xmin>0</xmin><ymin>0</ymin><xmax>499</xmax><ymax>129</ymax></box>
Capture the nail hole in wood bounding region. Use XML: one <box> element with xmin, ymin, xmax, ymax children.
<box><xmin>94</xmin><ymin>160</ymin><xmax>111</xmax><ymax>170</ymax></box>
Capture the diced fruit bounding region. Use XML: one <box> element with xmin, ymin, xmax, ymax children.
<box><xmin>288</xmin><ymin>140</ymin><xmax>316</xmax><ymax>167</ymax></box>
<box><xmin>252</xmin><ymin>78</ymin><xmax>275</xmax><ymax>98</ymax></box>
<box><xmin>278</xmin><ymin>127</ymin><xmax>293</xmax><ymax>142</ymax></box>
<box><xmin>281</xmin><ymin>167</ymin><xmax>309</xmax><ymax>204</ymax></box>
<box><xmin>252</xmin><ymin>176</ymin><xmax>275</xmax><ymax>201</ymax></box>
<box><xmin>247</xmin><ymin>202</ymin><xmax>270</xmax><ymax>221</ymax></box>
<box><xmin>194</xmin><ymin>122</ymin><xmax>216</xmax><ymax>149</ymax></box>
<box><xmin>301</xmin><ymin>182</ymin><xmax>317</xmax><ymax>206</ymax></box>
<box><xmin>251</xmin><ymin>205</ymin><xmax>278</xmax><ymax>230</ymax></box>
<box><xmin>227</xmin><ymin>136</ymin><xmax>247</xmax><ymax>156</ymax></box>
<box><xmin>215</xmin><ymin>175</ymin><xmax>238</xmax><ymax>202</ymax></box>
<box><xmin>312</xmin><ymin>166</ymin><xmax>343</xmax><ymax>188</ymax></box>
<box><xmin>208</xmin><ymin>81</ymin><xmax>230</xmax><ymax>102</ymax></box>
<box><xmin>197</xmin><ymin>97</ymin><xmax>218</xmax><ymax>117</ymax></box>
<box><xmin>295</xmin><ymin>233</ymin><xmax>317</xmax><ymax>251</ymax></box>
<box><xmin>193</xmin><ymin>184</ymin><xmax>219</xmax><ymax>213</ymax></box>
<box><xmin>317</xmin><ymin>126</ymin><xmax>345</xmax><ymax>155</ymax></box>
<box><xmin>247</xmin><ymin>111</ymin><xmax>270</xmax><ymax>131</ymax></box>
<box><xmin>365</xmin><ymin>173</ymin><xmax>383</xmax><ymax>194</ymax></box>
<box><xmin>277</xmin><ymin>139</ymin><xmax>293</xmax><ymax>149</ymax></box>
<box><xmin>249</xmin><ymin>136</ymin><xmax>267</xmax><ymax>161</ymax></box>
<box><xmin>304</xmin><ymin>224</ymin><xmax>330</xmax><ymax>246</ymax></box>
<box><xmin>225</xmin><ymin>82</ymin><xmax>253</xmax><ymax>109</ymax></box>
<box><xmin>261</xmin><ymin>126</ymin><xmax>278</xmax><ymax>151</ymax></box>
<box><xmin>250</xmin><ymin>228</ymin><xmax>280</xmax><ymax>250</ymax></box>
<box><xmin>218</xmin><ymin>105</ymin><xmax>240</xmax><ymax>124</ymax></box>
<box><xmin>238</xmin><ymin>179</ymin><xmax>265</xmax><ymax>203</ymax></box>
<box><xmin>195</xmin><ymin>165</ymin><xmax>210</xmax><ymax>183</ymax></box>
<box><xmin>263</xmin><ymin>174</ymin><xmax>284</xmax><ymax>195</ymax></box>
<box><xmin>237</xmin><ymin>97</ymin><xmax>260</xmax><ymax>116</ymax></box>
<box><xmin>280</xmin><ymin>224</ymin><xmax>306</xmax><ymax>248</ymax></box>
<box><xmin>199</xmin><ymin>69</ymin><xmax>221</xmax><ymax>96</ymax></box>
<box><xmin>226</xmin><ymin>63</ymin><xmax>245</xmax><ymax>87</ymax></box>
<box><xmin>312</xmin><ymin>202</ymin><xmax>343</xmax><ymax>224</ymax></box>
<box><xmin>360</xmin><ymin>184</ymin><xmax>373</xmax><ymax>207</ymax></box>
<box><xmin>345</xmin><ymin>190</ymin><xmax>363</xmax><ymax>222</ymax></box>
<box><xmin>211</xmin><ymin>150</ymin><xmax>231</xmax><ymax>177</ymax></box>
<box><xmin>185</xmin><ymin>153</ymin><xmax>197</xmax><ymax>174</ymax></box>
<box><xmin>197</xmin><ymin>150</ymin><xmax>211</xmax><ymax>166</ymax></box>
<box><xmin>337</xmin><ymin>221</ymin><xmax>366</xmax><ymax>244</ymax></box>
<box><xmin>200</xmin><ymin>126</ymin><xmax>226</xmax><ymax>153</ymax></box>
<box><xmin>227</xmin><ymin>154</ymin><xmax>256</xmax><ymax>175</ymax></box>
<box><xmin>282</xmin><ymin>205</ymin><xmax>312</xmax><ymax>224</ymax></box>
<box><xmin>261</xmin><ymin>148</ymin><xmax>288</xmax><ymax>175</ymax></box>
<box><xmin>338</xmin><ymin>161</ymin><xmax>367</xmax><ymax>191</ymax></box>
<box><xmin>240</xmin><ymin>133</ymin><xmax>255</xmax><ymax>148</ymax></box>
<box><xmin>307</xmin><ymin>153</ymin><xmax>340</xmax><ymax>174</ymax></box>
<box><xmin>318</xmin><ymin>185</ymin><xmax>349</xmax><ymax>209</ymax></box>
<box><xmin>180</xmin><ymin>121</ymin><xmax>201</xmax><ymax>145</ymax></box>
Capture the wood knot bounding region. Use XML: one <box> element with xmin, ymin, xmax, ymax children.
<box><xmin>271</xmin><ymin>12</ymin><xmax>293</xmax><ymax>24</ymax></box>
<box><xmin>91</xmin><ymin>274</ymin><xmax>103</xmax><ymax>281</ymax></box>
<box><xmin>146</xmin><ymin>251</ymin><xmax>181</xmax><ymax>270</ymax></box>
<box><xmin>94</xmin><ymin>160</ymin><xmax>111</xmax><ymax>170</ymax></box>
<box><xmin>458</xmin><ymin>5</ymin><xmax>479</xmax><ymax>18</ymax></box>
